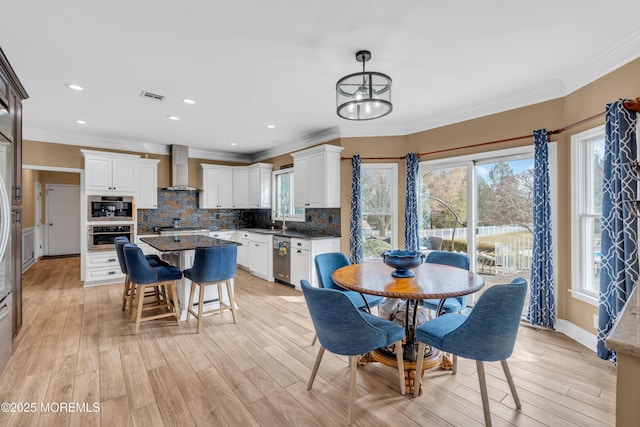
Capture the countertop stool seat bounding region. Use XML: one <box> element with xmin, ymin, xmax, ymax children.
<box><xmin>115</xmin><ymin>236</ymin><xmax>172</xmax><ymax>312</ymax></box>
<box><xmin>123</xmin><ymin>243</ymin><xmax>182</xmax><ymax>334</ymax></box>
<box><xmin>183</xmin><ymin>245</ymin><xmax>238</xmax><ymax>334</ymax></box>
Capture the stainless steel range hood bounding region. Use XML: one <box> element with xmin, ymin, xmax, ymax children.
<box><xmin>166</xmin><ymin>144</ymin><xmax>197</xmax><ymax>190</ymax></box>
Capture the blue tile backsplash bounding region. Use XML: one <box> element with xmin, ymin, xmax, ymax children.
<box><xmin>137</xmin><ymin>189</ymin><xmax>340</xmax><ymax>236</ymax></box>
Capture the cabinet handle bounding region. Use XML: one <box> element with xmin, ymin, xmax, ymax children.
<box><xmin>108</xmin><ymin>271</ymin><xmax>116</xmax><ymax>275</ymax></box>
<box><xmin>305</xmin><ymin>203</ymin><xmax>310</xmax><ymax>206</ymax></box>
<box><xmin>108</xmin><ymin>258</ymin><xmax>116</xmax><ymax>262</ymax></box>
<box><xmin>297</xmin><ymin>250</ymin><xmax>302</xmax><ymax>254</ymax></box>
<box><xmin>255</xmin><ymin>244</ymin><xmax>259</xmax><ymax>247</ymax></box>
<box><xmin>297</xmin><ymin>242</ymin><xmax>302</xmax><ymax>246</ymax></box>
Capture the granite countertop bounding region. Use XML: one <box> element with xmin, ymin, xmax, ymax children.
<box><xmin>605</xmin><ymin>286</ymin><xmax>640</xmax><ymax>358</ymax></box>
<box><xmin>140</xmin><ymin>235</ymin><xmax>239</xmax><ymax>252</ymax></box>
<box><xmin>241</xmin><ymin>228</ymin><xmax>340</xmax><ymax>240</ymax></box>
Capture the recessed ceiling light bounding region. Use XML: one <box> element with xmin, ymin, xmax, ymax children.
<box><xmin>229</xmin><ymin>142</ymin><xmax>237</xmax><ymax>146</ymax></box>
<box><xmin>66</xmin><ymin>83</ymin><xmax>84</xmax><ymax>91</ymax></box>
<box><xmin>266</xmin><ymin>124</ymin><xmax>276</xmax><ymax>129</ymax></box>
<box><xmin>167</xmin><ymin>115</ymin><xmax>180</xmax><ymax>121</ymax></box>
<box><xmin>75</xmin><ymin>120</ymin><xmax>87</xmax><ymax>125</ymax></box>
<box><xmin>182</xmin><ymin>98</ymin><xmax>196</xmax><ymax>105</ymax></box>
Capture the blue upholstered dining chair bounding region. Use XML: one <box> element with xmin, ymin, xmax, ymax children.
<box><xmin>422</xmin><ymin>251</ymin><xmax>470</xmax><ymax>316</ymax></box>
<box><xmin>183</xmin><ymin>245</ymin><xmax>238</xmax><ymax>333</ymax></box>
<box><xmin>413</xmin><ymin>278</ymin><xmax>527</xmax><ymax>427</ymax></box>
<box><xmin>301</xmin><ymin>279</ymin><xmax>405</xmax><ymax>426</ymax></box>
<box><xmin>123</xmin><ymin>243</ymin><xmax>182</xmax><ymax>334</ymax></box>
<box><xmin>311</xmin><ymin>252</ymin><xmax>384</xmax><ymax>345</ymax></box>
<box><xmin>115</xmin><ymin>236</ymin><xmax>170</xmax><ymax>312</ymax></box>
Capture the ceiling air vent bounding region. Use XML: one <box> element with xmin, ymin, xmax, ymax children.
<box><xmin>139</xmin><ymin>90</ymin><xmax>165</xmax><ymax>102</ymax></box>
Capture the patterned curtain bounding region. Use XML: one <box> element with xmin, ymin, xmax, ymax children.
<box><xmin>404</xmin><ymin>153</ymin><xmax>420</xmax><ymax>251</ymax></box>
<box><xmin>349</xmin><ymin>155</ymin><xmax>364</xmax><ymax>264</ymax></box>
<box><xmin>528</xmin><ymin>129</ymin><xmax>556</xmax><ymax>328</ymax></box>
<box><xmin>597</xmin><ymin>100</ymin><xmax>638</xmax><ymax>362</ymax></box>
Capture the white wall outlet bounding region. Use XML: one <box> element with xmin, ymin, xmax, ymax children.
<box><xmin>593</xmin><ymin>314</ymin><xmax>599</xmax><ymax>329</ymax></box>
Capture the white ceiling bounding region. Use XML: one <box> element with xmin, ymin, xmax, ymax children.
<box><xmin>2</xmin><ymin>1</ymin><xmax>640</xmax><ymax>162</ymax></box>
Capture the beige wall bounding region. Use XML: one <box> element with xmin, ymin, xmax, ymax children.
<box><xmin>21</xmin><ymin>169</ymin><xmax>81</xmax><ymax>229</ymax></box>
<box><xmin>20</xmin><ymin>56</ymin><xmax>640</xmax><ymax>336</ymax></box>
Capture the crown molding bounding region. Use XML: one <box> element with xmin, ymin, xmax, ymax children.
<box><xmin>562</xmin><ymin>30</ymin><xmax>640</xmax><ymax>95</ymax></box>
<box><xmin>188</xmin><ymin>147</ymin><xmax>251</xmax><ymax>163</ymax></box>
<box><xmin>250</xmin><ymin>126</ymin><xmax>341</xmax><ymax>162</ymax></box>
<box><xmin>404</xmin><ymin>78</ymin><xmax>566</xmax><ymax>135</ymax></box>
<box><xmin>23</xmin><ymin>128</ymin><xmax>170</xmax><ymax>155</ymax></box>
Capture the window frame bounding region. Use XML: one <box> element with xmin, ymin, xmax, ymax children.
<box><xmin>271</xmin><ymin>169</ymin><xmax>305</xmax><ymax>222</ymax></box>
<box><xmin>570</xmin><ymin>125</ymin><xmax>605</xmax><ymax>306</ymax></box>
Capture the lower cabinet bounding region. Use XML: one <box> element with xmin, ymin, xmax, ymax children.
<box><xmin>248</xmin><ymin>232</ymin><xmax>272</xmax><ymax>281</ymax></box>
<box><xmin>290</xmin><ymin>239</ymin><xmax>310</xmax><ymax>290</ymax></box>
<box><xmin>229</xmin><ymin>231</ymin><xmax>249</xmax><ymax>267</ymax></box>
<box><xmin>84</xmin><ymin>251</ymin><xmax>125</xmax><ymax>285</ymax></box>
<box><xmin>290</xmin><ymin>237</ymin><xmax>340</xmax><ymax>290</ymax></box>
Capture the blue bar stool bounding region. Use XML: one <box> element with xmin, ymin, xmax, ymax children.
<box><xmin>123</xmin><ymin>243</ymin><xmax>182</xmax><ymax>334</ymax></box>
<box><xmin>114</xmin><ymin>236</ymin><xmax>170</xmax><ymax>312</ymax></box>
<box><xmin>183</xmin><ymin>245</ymin><xmax>238</xmax><ymax>334</ymax></box>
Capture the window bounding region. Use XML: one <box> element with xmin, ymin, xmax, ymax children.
<box><xmin>272</xmin><ymin>169</ymin><xmax>304</xmax><ymax>221</ymax></box>
<box><xmin>417</xmin><ymin>145</ymin><xmax>552</xmax><ymax>316</ymax></box>
<box><xmin>361</xmin><ymin>163</ymin><xmax>398</xmax><ymax>261</ymax></box>
<box><xmin>571</xmin><ymin>126</ymin><xmax>605</xmax><ymax>305</ymax></box>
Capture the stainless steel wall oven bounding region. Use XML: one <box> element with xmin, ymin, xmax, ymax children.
<box><xmin>87</xmin><ymin>224</ymin><xmax>134</xmax><ymax>251</ymax></box>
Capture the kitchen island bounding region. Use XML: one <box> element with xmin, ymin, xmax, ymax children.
<box><xmin>141</xmin><ymin>235</ymin><xmax>240</xmax><ymax>320</ymax></box>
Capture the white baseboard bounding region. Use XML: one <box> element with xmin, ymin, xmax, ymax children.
<box><xmin>555</xmin><ymin>319</ymin><xmax>597</xmax><ymax>352</ymax></box>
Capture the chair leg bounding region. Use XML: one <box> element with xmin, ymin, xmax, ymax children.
<box><xmin>187</xmin><ymin>281</ymin><xmax>196</xmax><ymax>322</ymax></box>
<box><xmin>476</xmin><ymin>360</ymin><xmax>492</xmax><ymax>427</ymax></box>
<box><xmin>129</xmin><ymin>281</ymin><xmax>137</xmax><ymax>318</ymax></box>
<box><xmin>453</xmin><ymin>354</ymin><xmax>458</xmax><ymax>375</ymax></box>
<box><xmin>501</xmin><ymin>360</ymin><xmax>521</xmax><ymax>409</ymax></box>
<box><xmin>414</xmin><ymin>342</ymin><xmax>425</xmax><ymax>397</ymax></box>
<box><xmin>170</xmin><ymin>283</ymin><xmax>180</xmax><ymax>325</ymax></box>
<box><xmin>134</xmin><ymin>284</ymin><xmax>146</xmax><ymax>335</ymax></box>
<box><xmin>347</xmin><ymin>355</ymin><xmax>357</xmax><ymax>426</ymax></box>
<box><xmin>197</xmin><ymin>282</ymin><xmax>205</xmax><ymax>334</ymax></box>
<box><xmin>394</xmin><ymin>341</ymin><xmax>406</xmax><ymax>395</ymax></box>
<box><xmin>225</xmin><ymin>280</ymin><xmax>237</xmax><ymax>323</ymax></box>
<box><xmin>307</xmin><ymin>346</ymin><xmax>325</xmax><ymax>390</ymax></box>
<box><xmin>311</xmin><ymin>334</ymin><xmax>317</xmax><ymax>346</ymax></box>
<box><xmin>121</xmin><ymin>276</ymin><xmax>130</xmax><ymax>311</ymax></box>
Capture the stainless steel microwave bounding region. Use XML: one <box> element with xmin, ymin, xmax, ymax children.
<box><xmin>88</xmin><ymin>195</ymin><xmax>135</xmax><ymax>221</ymax></box>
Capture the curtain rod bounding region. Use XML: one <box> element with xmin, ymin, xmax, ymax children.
<box><xmin>340</xmin><ymin>102</ymin><xmax>638</xmax><ymax>161</ymax></box>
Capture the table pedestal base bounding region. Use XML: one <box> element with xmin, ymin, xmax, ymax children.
<box><xmin>366</xmin><ymin>348</ymin><xmax>442</xmax><ymax>395</ymax></box>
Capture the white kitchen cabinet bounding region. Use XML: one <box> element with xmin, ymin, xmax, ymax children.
<box><xmin>248</xmin><ymin>163</ymin><xmax>273</xmax><ymax>208</ymax></box>
<box><xmin>229</xmin><ymin>231</ymin><xmax>249</xmax><ymax>267</ymax></box>
<box><xmin>209</xmin><ymin>230</ymin><xmax>231</xmax><ymax>240</ymax></box>
<box><xmin>84</xmin><ymin>251</ymin><xmax>125</xmax><ymax>285</ymax></box>
<box><xmin>199</xmin><ymin>164</ymin><xmax>233</xmax><ymax>208</ymax></box>
<box><xmin>248</xmin><ymin>232</ymin><xmax>272</xmax><ymax>281</ymax></box>
<box><xmin>137</xmin><ymin>158</ymin><xmax>160</xmax><ymax>209</ymax></box>
<box><xmin>292</xmin><ymin>144</ymin><xmax>343</xmax><ymax>208</ymax></box>
<box><xmin>290</xmin><ymin>237</ymin><xmax>341</xmax><ymax>290</ymax></box>
<box><xmin>82</xmin><ymin>150</ymin><xmax>139</xmax><ymax>193</ymax></box>
<box><xmin>290</xmin><ymin>238</ymin><xmax>310</xmax><ymax>291</ymax></box>
<box><xmin>232</xmin><ymin>167</ymin><xmax>250</xmax><ymax>208</ymax></box>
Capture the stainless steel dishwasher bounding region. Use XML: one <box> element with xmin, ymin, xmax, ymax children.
<box><xmin>273</xmin><ymin>236</ymin><xmax>291</xmax><ymax>286</ymax></box>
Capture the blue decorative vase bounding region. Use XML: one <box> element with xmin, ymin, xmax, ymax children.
<box><xmin>382</xmin><ymin>250</ymin><xmax>425</xmax><ymax>278</ymax></box>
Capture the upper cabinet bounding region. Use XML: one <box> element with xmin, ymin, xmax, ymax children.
<box><xmin>137</xmin><ymin>158</ymin><xmax>160</xmax><ymax>209</ymax></box>
<box><xmin>200</xmin><ymin>163</ymin><xmax>272</xmax><ymax>209</ymax></box>
<box><xmin>232</xmin><ymin>167</ymin><xmax>249</xmax><ymax>208</ymax></box>
<box><xmin>249</xmin><ymin>163</ymin><xmax>272</xmax><ymax>208</ymax></box>
<box><xmin>199</xmin><ymin>164</ymin><xmax>233</xmax><ymax>209</ymax></box>
<box><xmin>292</xmin><ymin>144</ymin><xmax>343</xmax><ymax>208</ymax></box>
<box><xmin>81</xmin><ymin>150</ymin><xmax>139</xmax><ymax>193</ymax></box>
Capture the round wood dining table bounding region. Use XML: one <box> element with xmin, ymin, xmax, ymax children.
<box><xmin>332</xmin><ymin>262</ymin><xmax>484</xmax><ymax>360</ymax></box>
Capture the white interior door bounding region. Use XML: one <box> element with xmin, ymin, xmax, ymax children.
<box><xmin>46</xmin><ymin>184</ymin><xmax>80</xmax><ymax>256</ymax></box>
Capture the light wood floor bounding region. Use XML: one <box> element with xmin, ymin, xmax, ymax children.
<box><xmin>0</xmin><ymin>258</ymin><xmax>616</xmax><ymax>426</ymax></box>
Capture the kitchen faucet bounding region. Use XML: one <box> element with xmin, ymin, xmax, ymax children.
<box><xmin>272</xmin><ymin>209</ymin><xmax>287</xmax><ymax>232</ymax></box>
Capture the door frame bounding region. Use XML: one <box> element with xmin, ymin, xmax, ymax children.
<box><xmin>23</xmin><ymin>165</ymin><xmax>82</xmax><ymax>257</ymax></box>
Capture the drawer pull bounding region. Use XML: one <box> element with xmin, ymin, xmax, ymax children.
<box><xmin>108</xmin><ymin>271</ymin><xmax>116</xmax><ymax>275</ymax></box>
<box><xmin>108</xmin><ymin>258</ymin><xmax>116</xmax><ymax>262</ymax></box>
